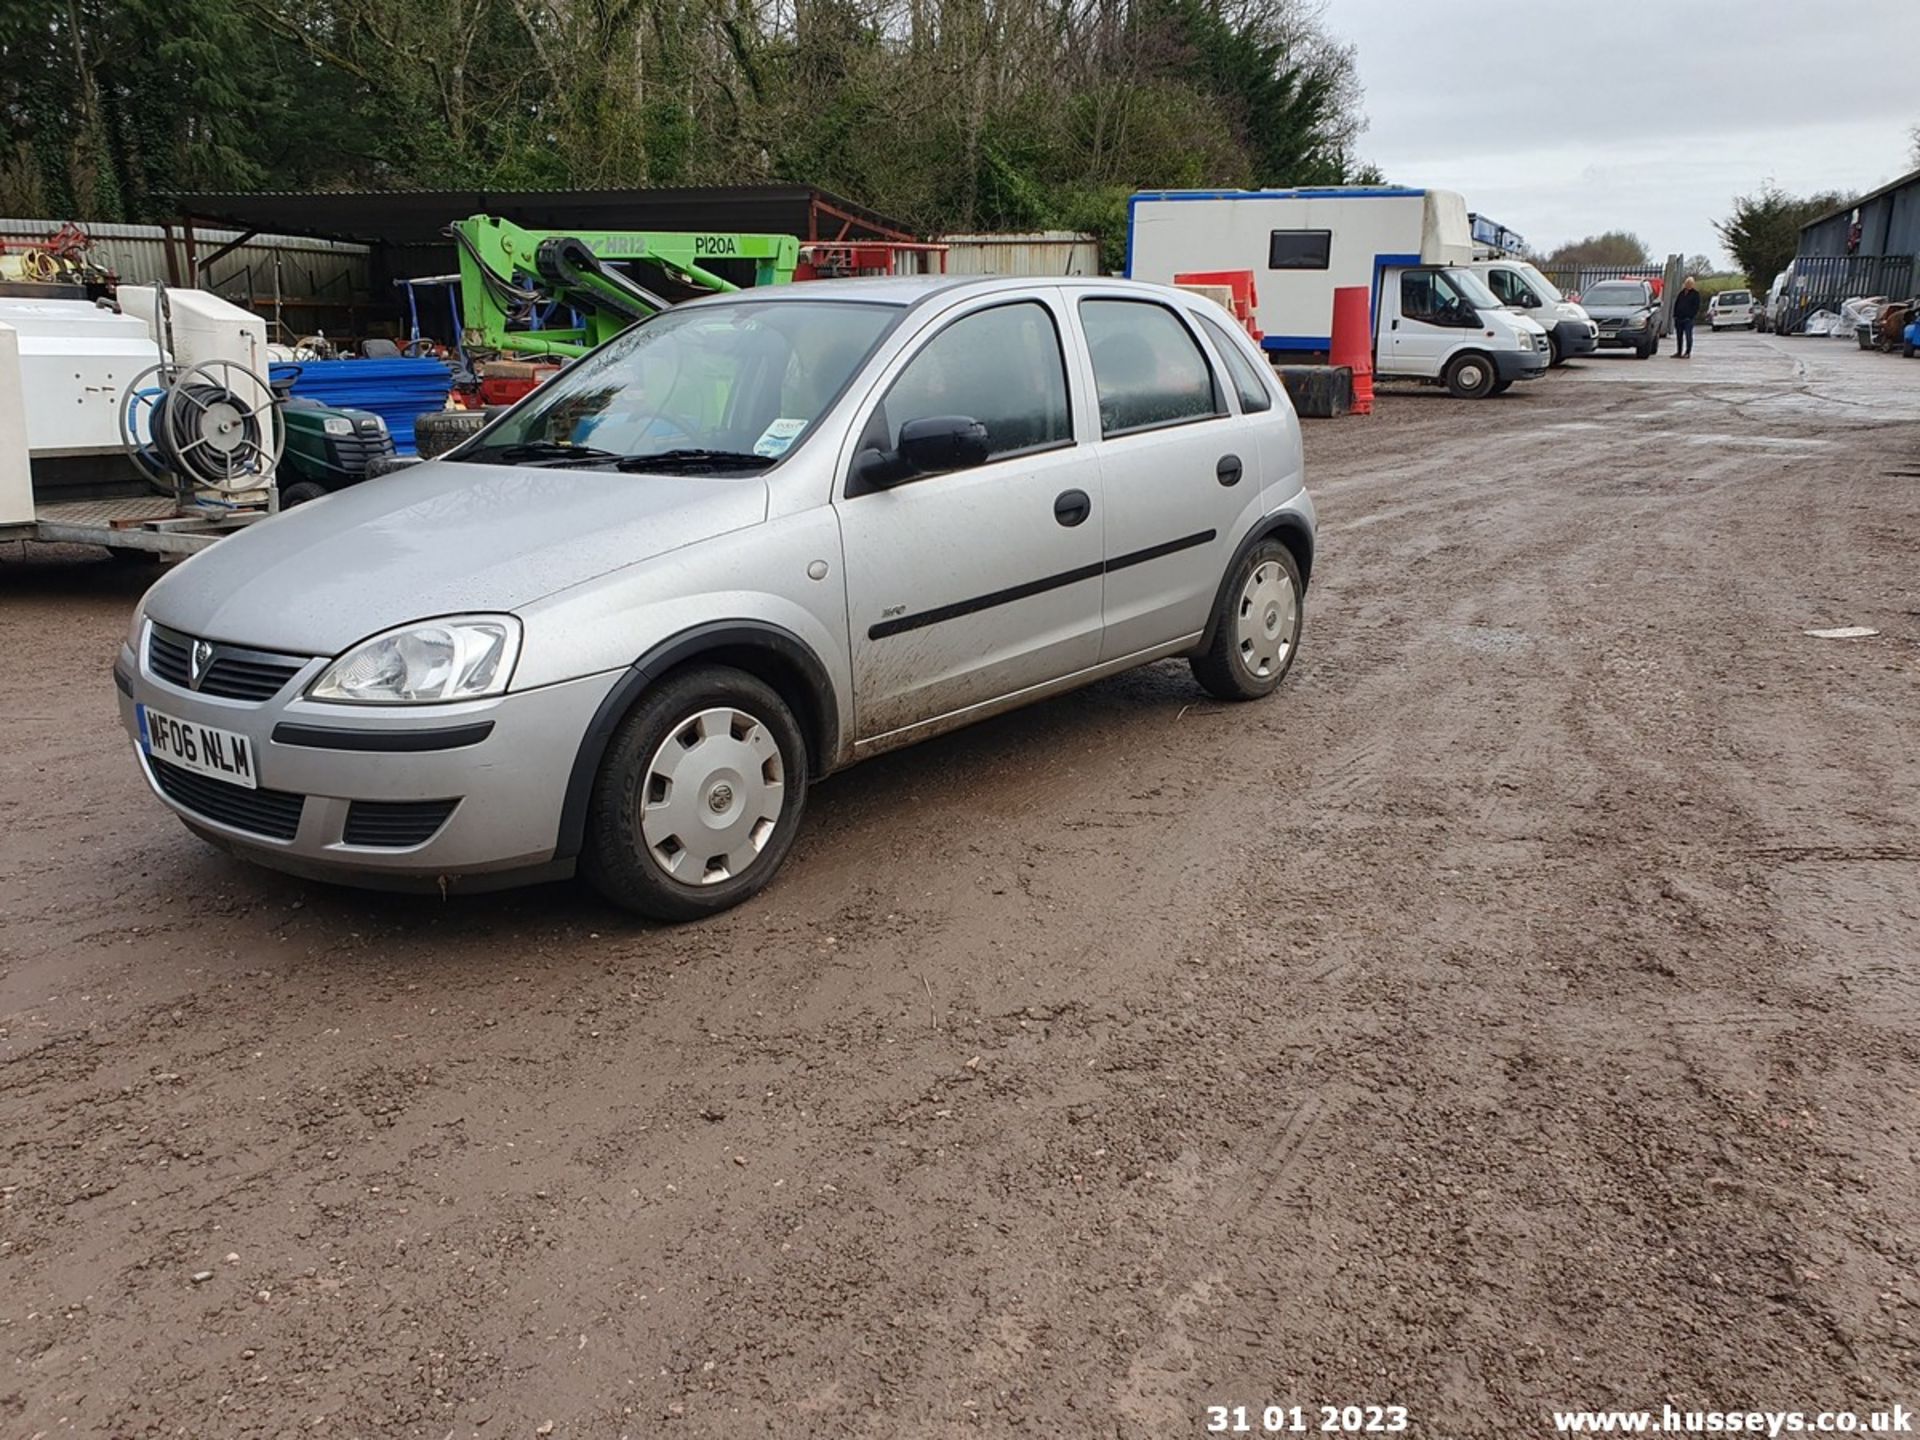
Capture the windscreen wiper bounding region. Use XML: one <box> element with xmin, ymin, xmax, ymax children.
<box><xmin>468</xmin><ymin>439</ymin><xmax>624</xmax><ymax>466</ymax></box>
<box><xmin>611</xmin><ymin>449</ymin><xmax>777</xmax><ymax>472</ymax></box>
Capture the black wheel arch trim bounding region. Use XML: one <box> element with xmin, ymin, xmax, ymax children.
<box><xmin>271</xmin><ymin>720</ymin><xmax>495</xmax><ymax>752</ymax></box>
<box><xmin>554</xmin><ymin>620</ymin><xmax>840</xmax><ymax>863</ymax></box>
<box><xmin>1195</xmin><ymin>512</ymin><xmax>1315</xmax><ymax>655</ymax></box>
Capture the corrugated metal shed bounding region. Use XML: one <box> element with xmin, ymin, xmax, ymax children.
<box><xmin>0</xmin><ymin>217</ymin><xmax>369</xmax><ymax>291</ymax></box>
<box><xmin>937</xmin><ymin>232</ymin><xmax>1102</xmax><ymax>276</ymax></box>
<box><xmin>1798</xmin><ymin>167</ymin><xmax>1920</xmax><ymax>261</ymax></box>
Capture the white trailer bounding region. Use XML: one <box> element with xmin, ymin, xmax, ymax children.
<box><xmin>1127</xmin><ymin>187</ymin><xmax>1551</xmax><ymax>399</ymax></box>
<box><xmin>0</xmin><ymin>286</ymin><xmax>277</xmax><ymax>555</ymax></box>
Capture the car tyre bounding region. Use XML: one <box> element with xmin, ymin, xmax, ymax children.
<box><xmin>414</xmin><ymin>408</ymin><xmax>492</xmax><ymax>458</ymax></box>
<box><xmin>1490</xmin><ymin>379</ymin><xmax>1514</xmax><ymax>394</ymax></box>
<box><xmin>1443</xmin><ymin>352</ymin><xmax>1497</xmax><ymax>399</ymax></box>
<box><xmin>1547</xmin><ymin>333</ymin><xmax>1563</xmax><ymax>367</ymax></box>
<box><xmin>1190</xmin><ymin>540</ymin><xmax>1304</xmax><ymax>702</ymax></box>
<box><xmin>584</xmin><ymin>665</ymin><xmax>809</xmax><ymax>921</ymax></box>
<box><xmin>278</xmin><ymin>480</ymin><xmax>328</xmax><ymax>507</ymax></box>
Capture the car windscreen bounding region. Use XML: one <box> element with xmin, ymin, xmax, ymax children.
<box><xmin>1446</xmin><ymin>268</ymin><xmax>1503</xmax><ymax>309</ymax></box>
<box><xmin>1719</xmin><ymin>291</ymin><xmax>1750</xmax><ymax>305</ymax></box>
<box><xmin>1584</xmin><ymin>283</ymin><xmax>1649</xmax><ymax>307</ymax></box>
<box><xmin>1513</xmin><ymin>263</ymin><xmax>1564</xmax><ymax>304</ymax></box>
<box><xmin>454</xmin><ymin>299</ymin><xmax>900</xmax><ymax>470</ymax></box>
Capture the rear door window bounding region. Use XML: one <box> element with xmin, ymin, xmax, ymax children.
<box><xmin>1079</xmin><ymin>299</ymin><xmax>1223</xmax><ymax>437</ymax></box>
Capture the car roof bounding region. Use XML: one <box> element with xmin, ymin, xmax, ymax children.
<box><xmin>684</xmin><ymin>274</ymin><xmax>1176</xmax><ymax>307</ymax></box>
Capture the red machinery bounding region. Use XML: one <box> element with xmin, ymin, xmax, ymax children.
<box><xmin>796</xmin><ymin>242</ymin><xmax>949</xmax><ymax>280</ymax></box>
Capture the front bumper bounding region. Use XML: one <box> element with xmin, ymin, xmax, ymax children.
<box><xmin>1494</xmin><ymin>345</ymin><xmax>1551</xmax><ymax>382</ymax></box>
<box><xmin>1552</xmin><ymin>318</ymin><xmax>1597</xmax><ymax>357</ymax></box>
<box><xmin>115</xmin><ymin>633</ymin><xmax>622</xmax><ymax>891</ymax></box>
<box><xmin>1593</xmin><ymin>323</ymin><xmax>1655</xmax><ymax>350</ymax></box>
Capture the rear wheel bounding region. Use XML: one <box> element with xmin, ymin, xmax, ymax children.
<box><xmin>1190</xmin><ymin>540</ymin><xmax>1304</xmax><ymax>702</ymax></box>
<box><xmin>583</xmin><ymin>666</ymin><xmax>809</xmax><ymax>921</ymax></box>
<box><xmin>1443</xmin><ymin>351</ymin><xmax>1497</xmax><ymax>399</ymax></box>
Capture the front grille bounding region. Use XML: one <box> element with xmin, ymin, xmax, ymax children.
<box><xmin>151</xmin><ymin>758</ymin><xmax>305</xmax><ymax>840</ymax></box>
<box><xmin>147</xmin><ymin>625</ymin><xmax>307</xmax><ymax>702</ymax></box>
<box><xmin>343</xmin><ymin>798</ymin><xmax>459</xmax><ymax>848</ymax></box>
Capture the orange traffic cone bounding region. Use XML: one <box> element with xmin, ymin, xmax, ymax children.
<box><xmin>1331</xmin><ymin>286</ymin><xmax>1373</xmax><ymax>416</ymax></box>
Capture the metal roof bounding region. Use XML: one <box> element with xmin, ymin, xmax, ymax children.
<box><xmin>162</xmin><ymin>184</ymin><xmax>919</xmax><ymax>249</ymax></box>
<box><xmin>1799</xmin><ymin>168</ymin><xmax>1920</xmax><ymax>232</ymax></box>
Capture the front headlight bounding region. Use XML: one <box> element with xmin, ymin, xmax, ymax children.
<box><xmin>309</xmin><ymin>616</ymin><xmax>521</xmax><ymax>704</ymax></box>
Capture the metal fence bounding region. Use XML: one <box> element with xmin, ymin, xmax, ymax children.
<box><xmin>1774</xmin><ymin>253</ymin><xmax>1915</xmax><ymax>334</ymax></box>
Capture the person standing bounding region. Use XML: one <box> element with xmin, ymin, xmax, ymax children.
<box><xmin>1672</xmin><ymin>276</ymin><xmax>1701</xmax><ymax>357</ymax></box>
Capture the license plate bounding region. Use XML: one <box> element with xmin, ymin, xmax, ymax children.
<box><xmin>1599</xmin><ymin>327</ymin><xmax>1619</xmax><ymax>337</ymax></box>
<box><xmin>138</xmin><ymin>704</ymin><xmax>257</xmax><ymax>789</ymax></box>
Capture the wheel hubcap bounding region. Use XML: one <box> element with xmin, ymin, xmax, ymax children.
<box><xmin>639</xmin><ymin>707</ymin><xmax>784</xmax><ymax>886</ymax></box>
<box><xmin>1235</xmin><ymin>562</ymin><xmax>1297</xmax><ymax>679</ymax></box>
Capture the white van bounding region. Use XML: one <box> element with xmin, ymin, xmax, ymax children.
<box><xmin>1465</xmin><ymin>259</ymin><xmax>1598</xmax><ymax>365</ymax></box>
<box><xmin>1708</xmin><ymin>290</ymin><xmax>1754</xmax><ymax>330</ymax></box>
<box><xmin>1128</xmin><ymin>188</ymin><xmax>1551</xmax><ymax>398</ymax></box>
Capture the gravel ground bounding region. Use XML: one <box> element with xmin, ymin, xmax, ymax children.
<box><xmin>3</xmin><ymin>330</ymin><xmax>1917</xmax><ymax>1438</ymax></box>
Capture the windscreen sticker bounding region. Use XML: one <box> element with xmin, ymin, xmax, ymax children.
<box><xmin>753</xmin><ymin>417</ymin><xmax>808</xmax><ymax>458</ymax></box>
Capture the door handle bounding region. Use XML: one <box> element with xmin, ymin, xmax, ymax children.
<box><xmin>1053</xmin><ymin>489</ymin><xmax>1092</xmax><ymax>527</ymax></box>
<box><xmin>1216</xmin><ymin>454</ymin><xmax>1243</xmax><ymax>487</ymax></box>
<box><xmin>1391</xmin><ymin>318</ymin><xmax>1399</xmax><ymax>330</ymax></box>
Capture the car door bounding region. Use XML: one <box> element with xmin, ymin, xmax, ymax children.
<box><xmin>1073</xmin><ymin>293</ymin><xmax>1249</xmax><ymax>662</ymax></box>
<box><xmin>1390</xmin><ymin>268</ymin><xmax>1485</xmax><ymax>377</ymax></box>
<box><xmin>834</xmin><ymin>291</ymin><xmax>1103</xmax><ymax>744</ymax></box>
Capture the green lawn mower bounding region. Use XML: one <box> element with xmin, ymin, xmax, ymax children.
<box><xmin>273</xmin><ymin>383</ymin><xmax>400</xmax><ymax>506</ymax></box>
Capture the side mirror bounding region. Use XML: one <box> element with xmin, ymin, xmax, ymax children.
<box><xmin>850</xmin><ymin>415</ymin><xmax>991</xmax><ymax>490</ymax></box>
<box><xmin>899</xmin><ymin>415</ymin><xmax>990</xmax><ymax>474</ymax></box>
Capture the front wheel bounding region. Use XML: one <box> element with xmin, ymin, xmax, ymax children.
<box><xmin>278</xmin><ymin>479</ymin><xmax>328</xmax><ymax>507</ymax></box>
<box><xmin>1548</xmin><ymin>334</ymin><xmax>1564</xmax><ymax>367</ymax></box>
<box><xmin>1443</xmin><ymin>352</ymin><xmax>1497</xmax><ymax>399</ymax></box>
<box><xmin>1190</xmin><ymin>541</ymin><xmax>1304</xmax><ymax>701</ymax></box>
<box><xmin>583</xmin><ymin>666</ymin><xmax>809</xmax><ymax>921</ymax></box>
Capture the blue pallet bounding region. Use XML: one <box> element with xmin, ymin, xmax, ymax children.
<box><xmin>270</xmin><ymin>357</ymin><xmax>453</xmax><ymax>455</ymax></box>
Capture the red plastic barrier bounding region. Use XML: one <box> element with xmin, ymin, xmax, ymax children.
<box><xmin>1331</xmin><ymin>286</ymin><xmax>1373</xmax><ymax>416</ymax></box>
<box><xmin>1174</xmin><ymin>269</ymin><xmax>1263</xmax><ymax>342</ymax></box>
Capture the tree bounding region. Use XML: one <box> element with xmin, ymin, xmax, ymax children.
<box><xmin>1715</xmin><ymin>185</ymin><xmax>1854</xmax><ymax>293</ymax></box>
<box><xmin>1684</xmin><ymin>254</ymin><xmax>1717</xmax><ymax>279</ymax></box>
<box><xmin>1543</xmin><ymin>232</ymin><xmax>1650</xmax><ymax>269</ymax></box>
<box><xmin>2</xmin><ymin>0</ymin><xmax>1379</xmax><ymax>267</ymax></box>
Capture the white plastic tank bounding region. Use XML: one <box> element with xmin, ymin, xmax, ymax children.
<box><xmin>119</xmin><ymin>284</ymin><xmax>272</xmax><ymax>413</ymax></box>
<box><xmin>0</xmin><ymin>298</ymin><xmax>162</xmax><ymax>457</ymax></box>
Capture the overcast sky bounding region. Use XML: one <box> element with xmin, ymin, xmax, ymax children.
<box><xmin>1320</xmin><ymin>0</ymin><xmax>1920</xmax><ymax>266</ymax></box>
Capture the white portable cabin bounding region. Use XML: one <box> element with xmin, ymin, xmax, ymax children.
<box><xmin>1126</xmin><ymin>187</ymin><xmax>1474</xmax><ymax>354</ymax></box>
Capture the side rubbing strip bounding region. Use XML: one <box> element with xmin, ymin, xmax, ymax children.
<box><xmin>1106</xmin><ymin>529</ymin><xmax>1217</xmax><ymax>573</ymax></box>
<box><xmin>867</xmin><ymin>529</ymin><xmax>1216</xmax><ymax>641</ymax></box>
<box><xmin>869</xmin><ymin>561</ymin><xmax>1104</xmax><ymax>640</ymax></box>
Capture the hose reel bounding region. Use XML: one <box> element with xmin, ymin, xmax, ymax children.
<box><xmin>120</xmin><ymin>358</ymin><xmax>285</xmax><ymax>501</ymax></box>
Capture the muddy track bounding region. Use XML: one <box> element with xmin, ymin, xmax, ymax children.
<box><xmin>3</xmin><ymin>335</ymin><xmax>1918</xmax><ymax>1437</ymax></box>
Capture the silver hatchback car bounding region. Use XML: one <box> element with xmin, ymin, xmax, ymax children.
<box><xmin>115</xmin><ymin>276</ymin><xmax>1315</xmax><ymax>919</ymax></box>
